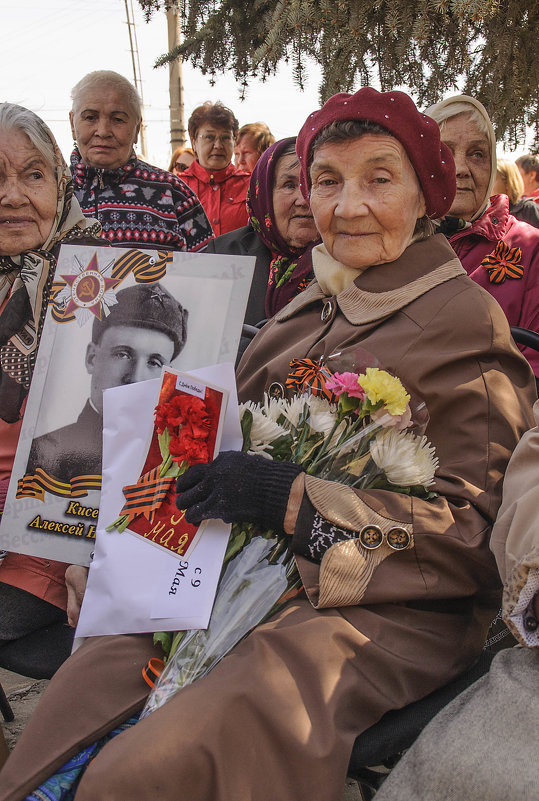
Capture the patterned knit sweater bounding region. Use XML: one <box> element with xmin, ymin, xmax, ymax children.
<box><xmin>70</xmin><ymin>149</ymin><xmax>213</xmax><ymax>251</ymax></box>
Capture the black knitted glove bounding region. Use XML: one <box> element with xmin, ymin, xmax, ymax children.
<box><xmin>176</xmin><ymin>451</ymin><xmax>304</xmax><ymax>530</ymax></box>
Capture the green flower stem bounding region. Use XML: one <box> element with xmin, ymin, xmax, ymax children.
<box><xmin>105</xmin><ymin>514</ymin><xmax>130</xmax><ymax>534</ymax></box>
<box><xmin>294</xmin><ymin>437</ymin><xmax>324</xmax><ymax>469</ymax></box>
<box><xmin>305</xmin><ymin>417</ymin><xmax>344</xmax><ymax>474</ymax></box>
<box><xmin>315</xmin><ymin>417</ymin><xmax>377</xmax><ymax>473</ymax></box>
<box><xmin>159</xmin><ymin>453</ymin><xmax>173</xmax><ymax>477</ymax></box>
<box><xmin>290</xmin><ymin>404</ymin><xmax>313</xmax><ymax>462</ymax></box>
<box><xmin>169</xmin><ymin>630</ymin><xmax>187</xmax><ymax>656</ymax></box>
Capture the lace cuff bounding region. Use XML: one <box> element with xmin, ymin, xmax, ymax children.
<box><xmin>292</xmin><ymin>496</ymin><xmax>359</xmax><ymax>563</ymax></box>
<box><xmin>506</xmin><ymin>569</ymin><xmax>539</xmax><ymax>647</ymax></box>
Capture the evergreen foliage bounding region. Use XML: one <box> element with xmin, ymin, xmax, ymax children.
<box><xmin>138</xmin><ymin>0</ymin><xmax>538</xmax><ymax>148</ymax></box>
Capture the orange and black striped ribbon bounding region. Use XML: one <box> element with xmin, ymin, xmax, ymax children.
<box><xmin>112</xmin><ymin>249</ymin><xmax>173</xmax><ymax>283</ymax></box>
<box><xmin>286</xmin><ymin>358</ymin><xmax>335</xmax><ymax>401</ymax></box>
<box><xmin>50</xmin><ymin>249</ymin><xmax>174</xmax><ymax>322</ymax></box>
<box><xmin>482</xmin><ymin>240</ymin><xmax>524</xmax><ymax>284</ymax></box>
<box><xmin>119</xmin><ymin>466</ymin><xmax>175</xmax><ymax>525</ymax></box>
<box><xmin>142</xmin><ymin>657</ymin><xmax>165</xmax><ymax>689</ymax></box>
<box><xmin>16</xmin><ymin>467</ymin><xmax>101</xmax><ymax>501</ymax></box>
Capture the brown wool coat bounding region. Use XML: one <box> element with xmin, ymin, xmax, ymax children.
<box><xmin>0</xmin><ymin>235</ymin><xmax>536</xmax><ymax>801</ymax></box>
<box><xmin>237</xmin><ymin>235</ymin><xmax>537</xmax><ymax>618</ymax></box>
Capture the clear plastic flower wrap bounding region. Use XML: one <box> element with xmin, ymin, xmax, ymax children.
<box><xmin>142</xmin><ymin>349</ymin><xmax>439</xmax><ymax>718</ymax></box>
<box><xmin>142</xmin><ymin>531</ymin><xmax>300</xmax><ymax>717</ymax></box>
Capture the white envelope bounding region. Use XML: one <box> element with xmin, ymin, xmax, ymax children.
<box><xmin>76</xmin><ymin>362</ymin><xmax>241</xmax><ymax>637</ymax></box>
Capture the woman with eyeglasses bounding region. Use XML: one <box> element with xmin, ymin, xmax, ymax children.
<box><xmin>167</xmin><ymin>146</ymin><xmax>195</xmax><ymax>176</ymax></box>
<box><xmin>180</xmin><ymin>101</ymin><xmax>251</xmax><ymax>236</ymax></box>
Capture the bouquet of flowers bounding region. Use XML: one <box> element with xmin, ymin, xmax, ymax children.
<box><xmin>141</xmin><ymin>358</ymin><xmax>438</xmax><ymax>718</ymax></box>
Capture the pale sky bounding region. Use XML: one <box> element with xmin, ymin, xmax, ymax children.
<box><xmin>0</xmin><ymin>0</ymin><xmax>530</xmax><ymax>170</ymax></box>
<box><xmin>0</xmin><ymin>0</ymin><xmax>324</xmax><ymax>168</ymax></box>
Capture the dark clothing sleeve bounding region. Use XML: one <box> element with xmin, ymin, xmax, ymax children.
<box><xmin>292</xmin><ymin>495</ymin><xmax>356</xmax><ymax>563</ymax></box>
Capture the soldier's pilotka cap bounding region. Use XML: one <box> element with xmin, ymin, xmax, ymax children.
<box><xmin>92</xmin><ymin>282</ymin><xmax>188</xmax><ymax>359</ymax></box>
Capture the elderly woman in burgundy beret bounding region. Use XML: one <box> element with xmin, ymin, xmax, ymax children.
<box><xmin>1</xmin><ymin>89</ymin><xmax>536</xmax><ymax>801</ymax></box>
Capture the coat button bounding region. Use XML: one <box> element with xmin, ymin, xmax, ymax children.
<box><xmin>268</xmin><ymin>382</ymin><xmax>285</xmax><ymax>399</ymax></box>
<box><xmin>321</xmin><ymin>299</ymin><xmax>334</xmax><ymax>322</ymax></box>
<box><xmin>359</xmin><ymin>525</ymin><xmax>383</xmax><ymax>549</ymax></box>
<box><xmin>387</xmin><ymin>527</ymin><xmax>412</xmax><ymax>550</ymax></box>
<box><xmin>524</xmin><ymin>614</ymin><xmax>538</xmax><ymax>632</ymax></box>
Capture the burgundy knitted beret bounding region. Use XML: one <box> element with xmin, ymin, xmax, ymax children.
<box><xmin>296</xmin><ymin>87</ymin><xmax>456</xmax><ymax>219</ymax></box>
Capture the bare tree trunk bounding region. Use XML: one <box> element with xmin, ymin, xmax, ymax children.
<box><xmin>167</xmin><ymin>4</ymin><xmax>186</xmax><ymax>150</ymax></box>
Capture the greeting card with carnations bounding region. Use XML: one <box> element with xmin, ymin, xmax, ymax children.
<box><xmin>75</xmin><ymin>362</ymin><xmax>240</xmax><ymax>637</ymax></box>
<box><xmin>107</xmin><ymin>369</ymin><xmax>228</xmax><ymax>561</ymax></box>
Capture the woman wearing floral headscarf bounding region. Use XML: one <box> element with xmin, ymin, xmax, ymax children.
<box><xmin>1</xmin><ymin>89</ymin><xmax>535</xmax><ymax>801</ymax></box>
<box><xmin>206</xmin><ymin>137</ymin><xmax>319</xmax><ymax>324</ymax></box>
<box><xmin>0</xmin><ymin>102</ymin><xmax>101</xmax><ymax>678</ymax></box>
<box><xmin>427</xmin><ymin>95</ymin><xmax>539</xmax><ymax>379</ymax></box>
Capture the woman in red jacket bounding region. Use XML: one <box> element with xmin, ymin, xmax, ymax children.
<box><xmin>180</xmin><ymin>101</ymin><xmax>250</xmax><ymax>236</ymax></box>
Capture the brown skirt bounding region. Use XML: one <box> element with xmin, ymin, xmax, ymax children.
<box><xmin>0</xmin><ymin>596</ymin><xmax>486</xmax><ymax>801</ymax></box>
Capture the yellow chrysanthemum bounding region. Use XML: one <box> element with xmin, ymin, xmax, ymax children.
<box><xmin>357</xmin><ymin>368</ymin><xmax>410</xmax><ymax>416</ymax></box>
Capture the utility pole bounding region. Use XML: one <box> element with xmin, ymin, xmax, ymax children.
<box><xmin>166</xmin><ymin>3</ymin><xmax>187</xmax><ymax>150</ymax></box>
<box><xmin>124</xmin><ymin>0</ymin><xmax>148</xmax><ymax>158</ymax></box>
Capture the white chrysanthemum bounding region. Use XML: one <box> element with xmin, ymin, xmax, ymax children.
<box><xmin>369</xmin><ymin>429</ymin><xmax>439</xmax><ymax>487</ymax></box>
<box><xmin>261</xmin><ymin>393</ymin><xmax>290</xmax><ymax>424</ymax></box>
<box><xmin>240</xmin><ymin>401</ymin><xmax>288</xmax><ymax>455</ymax></box>
<box><xmin>277</xmin><ymin>394</ymin><xmax>310</xmax><ymax>428</ymax></box>
<box><xmin>239</xmin><ymin>400</ymin><xmax>258</xmax><ymax>420</ymax></box>
<box><xmin>306</xmin><ymin>396</ymin><xmax>341</xmax><ymax>440</ymax></box>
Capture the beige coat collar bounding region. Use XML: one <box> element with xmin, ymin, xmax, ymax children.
<box><xmin>275</xmin><ymin>234</ymin><xmax>465</xmax><ymax>326</ymax></box>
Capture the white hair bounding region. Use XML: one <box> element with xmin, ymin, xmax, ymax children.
<box><xmin>426</xmin><ymin>95</ymin><xmax>497</xmax><ymax>220</ymax></box>
<box><xmin>433</xmin><ymin>103</ymin><xmax>489</xmax><ymax>138</ymax></box>
<box><xmin>0</xmin><ymin>103</ymin><xmax>56</xmax><ymax>169</ymax></box>
<box><xmin>71</xmin><ymin>70</ymin><xmax>142</xmax><ymax>122</ymax></box>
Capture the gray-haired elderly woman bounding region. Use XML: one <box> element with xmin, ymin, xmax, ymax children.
<box><xmin>0</xmin><ymin>103</ymin><xmax>101</xmax><ymax>678</ymax></box>
<box><xmin>427</xmin><ymin>95</ymin><xmax>539</xmax><ymax>379</ymax></box>
<box><xmin>0</xmin><ymin>89</ymin><xmax>535</xmax><ymax>801</ymax></box>
<box><xmin>69</xmin><ymin>70</ymin><xmax>212</xmax><ymax>251</ymax></box>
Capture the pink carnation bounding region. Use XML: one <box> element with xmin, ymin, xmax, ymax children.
<box><xmin>326</xmin><ymin>372</ymin><xmax>366</xmax><ymax>399</ymax></box>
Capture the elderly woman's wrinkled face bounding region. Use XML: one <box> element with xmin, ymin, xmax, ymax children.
<box><xmin>70</xmin><ymin>85</ymin><xmax>141</xmax><ymax>171</ymax></box>
<box><xmin>309</xmin><ymin>134</ymin><xmax>426</xmax><ymax>269</ymax></box>
<box><xmin>193</xmin><ymin>125</ymin><xmax>235</xmax><ymax>171</ymax></box>
<box><xmin>0</xmin><ymin>128</ymin><xmax>57</xmax><ymax>256</ymax></box>
<box><xmin>234</xmin><ymin>135</ymin><xmax>259</xmax><ymax>173</ymax></box>
<box><xmin>439</xmin><ymin>113</ymin><xmax>490</xmax><ymax>220</ymax></box>
<box><xmin>273</xmin><ymin>152</ymin><xmax>319</xmax><ymax>249</ymax></box>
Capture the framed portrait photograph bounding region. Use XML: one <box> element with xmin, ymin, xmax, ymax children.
<box><xmin>0</xmin><ymin>243</ymin><xmax>254</xmax><ymax>565</ymax></box>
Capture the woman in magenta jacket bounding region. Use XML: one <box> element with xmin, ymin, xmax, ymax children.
<box><xmin>428</xmin><ymin>95</ymin><xmax>539</xmax><ymax>379</ymax></box>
